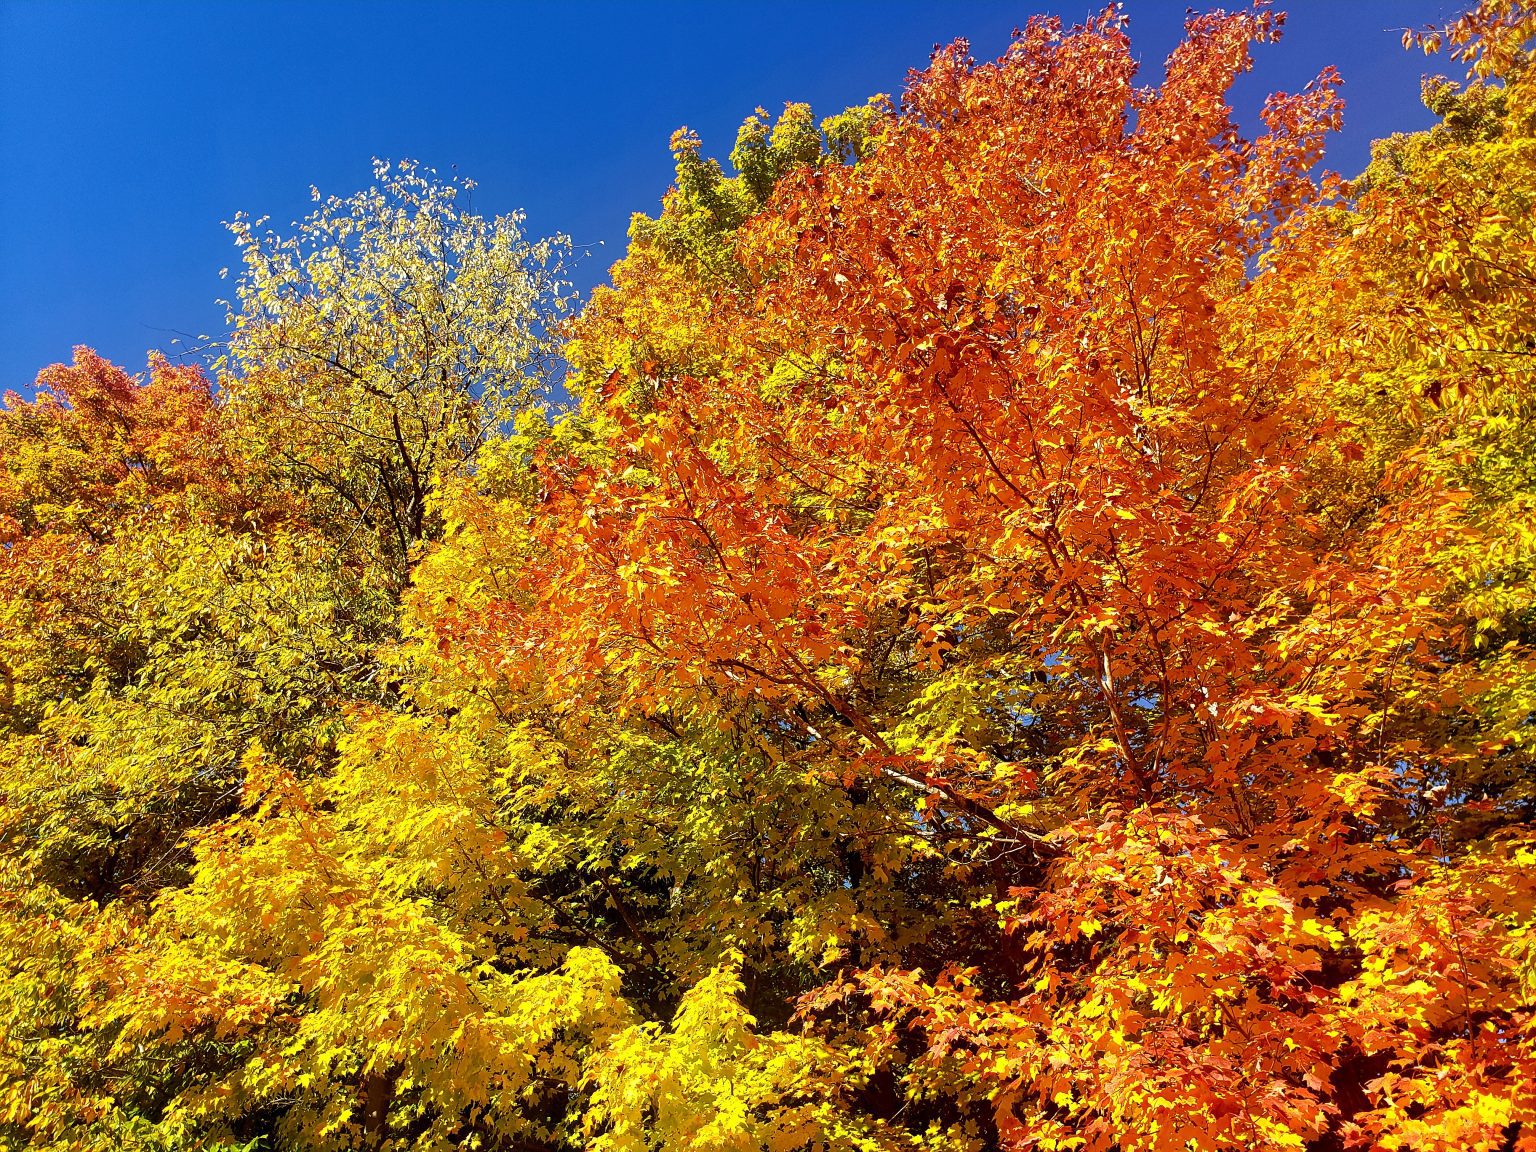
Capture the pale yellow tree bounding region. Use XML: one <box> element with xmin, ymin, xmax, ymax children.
<box><xmin>223</xmin><ymin>159</ymin><xmax>569</xmax><ymax>579</ymax></box>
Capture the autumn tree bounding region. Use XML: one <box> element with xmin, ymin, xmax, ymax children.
<box><xmin>463</xmin><ymin>5</ymin><xmax>1533</xmax><ymax>1148</ymax></box>
<box><xmin>0</xmin><ymin>161</ymin><xmax>568</xmax><ymax>1152</ymax></box>
<box><xmin>223</xmin><ymin>159</ymin><xmax>570</xmax><ymax>581</ymax></box>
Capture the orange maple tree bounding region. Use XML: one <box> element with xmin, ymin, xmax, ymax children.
<box><xmin>472</xmin><ymin>4</ymin><xmax>1534</xmax><ymax>1147</ymax></box>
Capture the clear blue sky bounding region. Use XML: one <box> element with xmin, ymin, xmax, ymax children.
<box><xmin>0</xmin><ymin>0</ymin><xmax>1461</xmax><ymax>390</ymax></box>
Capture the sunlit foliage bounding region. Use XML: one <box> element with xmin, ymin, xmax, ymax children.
<box><xmin>2</xmin><ymin>5</ymin><xmax>1534</xmax><ymax>1151</ymax></box>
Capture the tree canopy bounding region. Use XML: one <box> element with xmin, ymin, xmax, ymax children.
<box><xmin>2</xmin><ymin>4</ymin><xmax>1535</xmax><ymax>1151</ymax></box>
